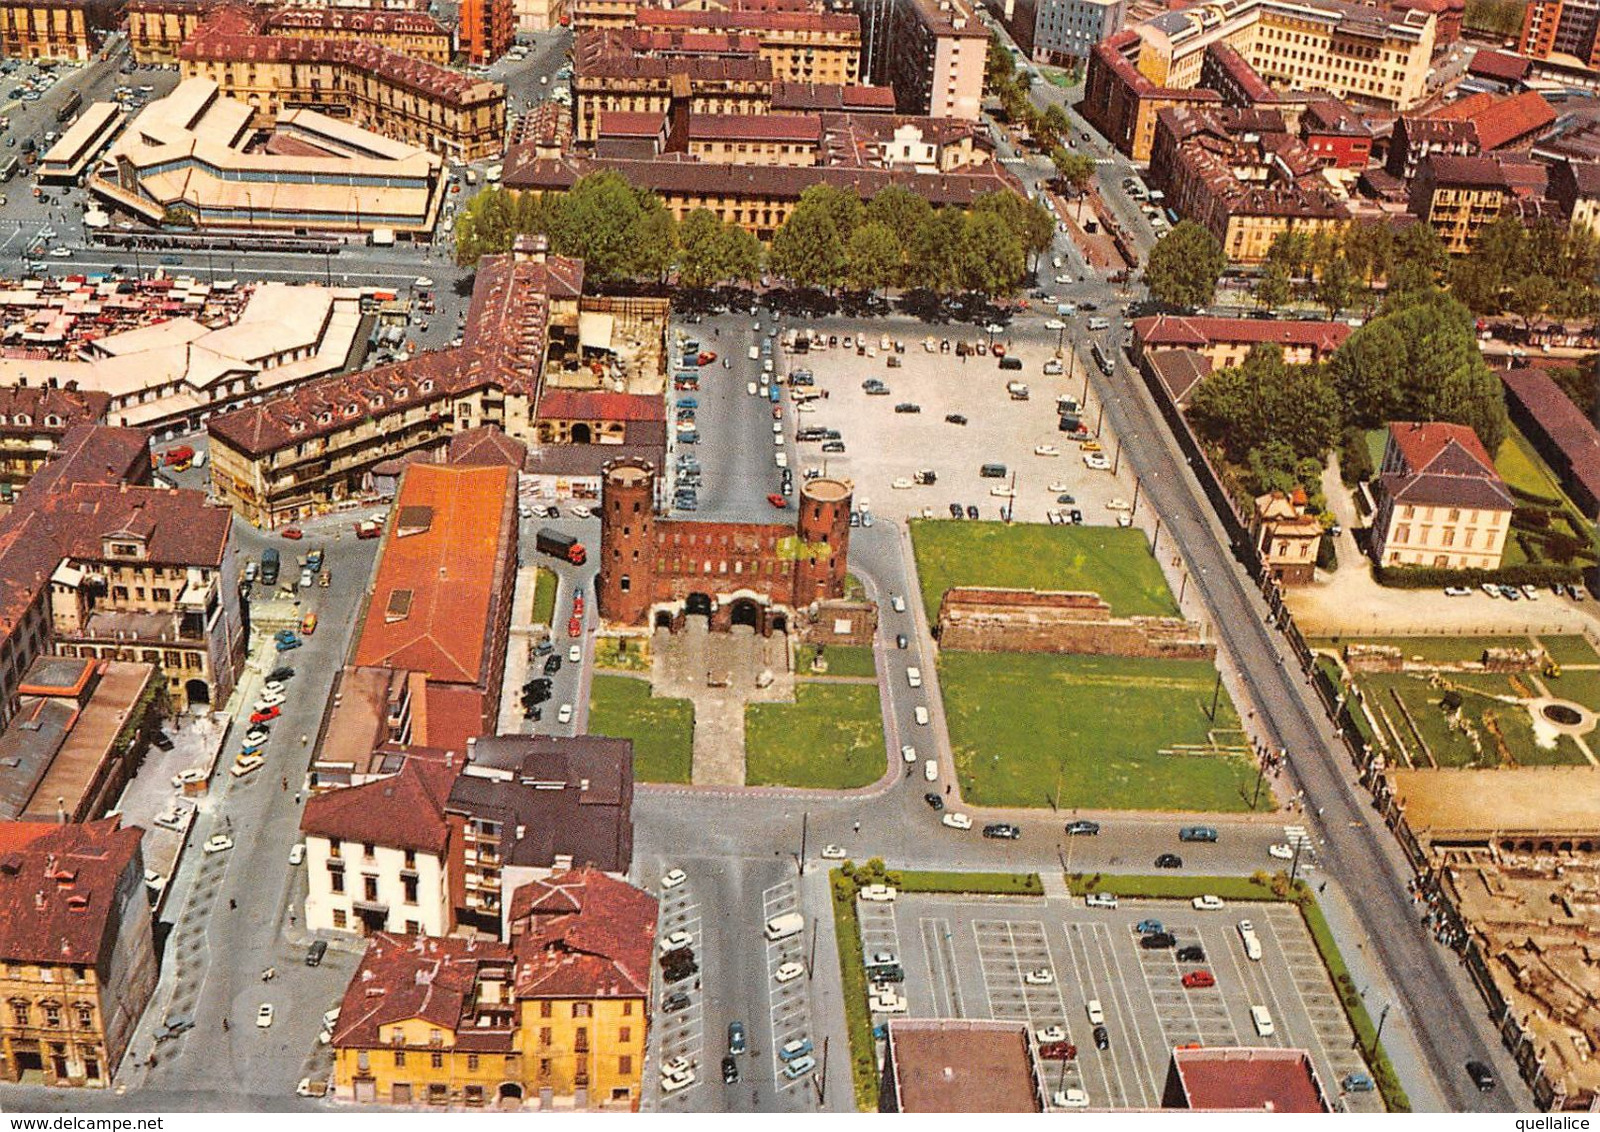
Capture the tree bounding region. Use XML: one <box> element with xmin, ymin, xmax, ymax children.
<box><xmin>1315</xmin><ymin>256</ymin><xmax>1357</xmax><ymax>318</ymax></box>
<box><xmin>1508</xmin><ymin>273</ymin><xmax>1558</xmax><ymax>332</ymax></box>
<box><xmin>677</xmin><ymin>209</ymin><xmax>761</xmax><ymax>289</ymax></box>
<box><xmin>846</xmin><ymin>222</ymin><xmax>902</xmax><ymax>294</ymax></box>
<box><xmin>1446</xmin><ymin>255</ymin><xmax>1503</xmax><ymax>315</ymax></box>
<box><xmin>985</xmin><ymin>31</ymin><xmax>1016</xmax><ymax>96</ymax></box>
<box><xmin>1188</xmin><ymin>344</ymin><xmax>1341</xmax><ymax>464</ymax></box>
<box><xmin>1050</xmin><ymin>148</ymin><xmax>1096</xmax><ymax>201</ymax></box>
<box><xmin>1388</xmin><ymin>223</ymin><xmax>1447</xmax><ymax>294</ymax></box>
<box><xmin>1145</xmin><ymin>221</ymin><xmax>1225</xmax><ymax>308</ymax></box>
<box><xmin>959</xmin><ymin>211</ymin><xmax>1026</xmax><ymax>297</ymax></box>
<box><xmin>863</xmin><ymin>186</ymin><xmax>932</xmax><ymax>256</ymax></box>
<box><xmin>545</xmin><ymin>171</ymin><xmax>676</xmax><ymax>281</ymax></box>
<box><xmin>907</xmin><ymin>208</ymin><xmax>968</xmax><ymax>294</ymax></box>
<box><xmin>1255</xmin><ymin>261</ymin><xmax>1292</xmax><ymax>311</ymax></box>
<box><xmin>973</xmin><ymin>191</ymin><xmax>1053</xmax><ymax>265</ymax></box>
<box><xmin>770</xmin><ymin>184</ymin><xmax>860</xmax><ymax>289</ymax></box>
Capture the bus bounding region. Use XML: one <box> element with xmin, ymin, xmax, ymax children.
<box><xmin>0</xmin><ymin>156</ymin><xmax>16</xmax><ymax>182</ymax></box>
<box><xmin>1091</xmin><ymin>342</ymin><xmax>1113</xmax><ymax>376</ymax></box>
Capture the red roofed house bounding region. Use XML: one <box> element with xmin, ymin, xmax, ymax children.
<box><xmin>301</xmin><ymin>754</ymin><xmax>460</xmax><ymax>936</ymax></box>
<box><xmin>331</xmin><ymin>866</ymin><xmax>656</xmax><ymax>1109</ymax></box>
<box><xmin>1163</xmin><ymin>1046</ymin><xmax>1333</xmax><ymax>1111</ymax></box>
<box><xmin>1130</xmin><ymin>314</ymin><xmax>1351</xmax><ymax>370</ymax></box>
<box><xmin>351</xmin><ymin>462</ymin><xmax>518</xmax><ymax>753</ymax></box>
<box><xmin>0</xmin><ymin>819</ymin><xmax>158</xmax><ymax>1088</ymax></box>
<box><xmin>1372</xmin><ymin>421</ymin><xmax>1514</xmax><ymax>570</ymax></box>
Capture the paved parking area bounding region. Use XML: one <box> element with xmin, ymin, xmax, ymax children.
<box><xmin>886</xmin><ymin>893</ymin><xmax>1383</xmax><ymax>1113</ymax></box>
<box><xmin>762</xmin><ymin>880</ymin><xmax>818</xmax><ymax>1099</ymax></box>
<box><xmin>651</xmin><ymin>878</ymin><xmax>707</xmax><ymax>1108</ymax></box>
<box><xmin>777</xmin><ymin>326</ymin><xmax>1136</xmax><ymax>527</ymax></box>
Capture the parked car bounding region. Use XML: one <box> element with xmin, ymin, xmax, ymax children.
<box><xmin>1181</xmin><ymin>970</ymin><xmax>1216</xmax><ymax>989</ymax></box>
<box><xmin>1155</xmin><ymin>853</ymin><xmax>1183</xmax><ymax>869</ymax></box>
<box><xmin>1065</xmin><ymin>820</ymin><xmax>1100</xmax><ymax>836</ymax></box>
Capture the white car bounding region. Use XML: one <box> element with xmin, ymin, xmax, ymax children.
<box><xmin>892</xmin><ymin>477</ymin><xmax>913</xmax><ymax>489</ymax></box>
<box><xmin>143</xmin><ymin>869</ymin><xmax>166</xmax><ymax>894</ymax></box>
<box><xmin>1034</xmin><ymin>445</ymin><xmax>1060</xmax><ymax>457</ymax></box>
<box><xmin>660</xmin><ymin>1069</ymin><xmax>696</xmax><ymax>1093</ymax></box>
<box><xmin>1268</xmin><ymin>843</ymin><xmax>1294</xmax><ymax>860</ymax></box>
<box><xmin>1085</xmin><ymin>892</ymin><xmax>1118</xmax><ymax>909</ymax></box>
<box><xmin>989</xmin><ymin>484</ymin><xmax>1016</xmax><ymax>497</ymax></box>
<box><xmin>570</xmin><ymin>505</ymin><xmax>592</xmax><ymax>520</ymax></box>
<box><xmin>941</xmin><ymin>812</ymin><xmax>973</xmax><ymax>830</ymax></box>
<box><xmin>860</xmin><ymin>884</ymin><xmax>897</xmax><ymax>902</ymax></box>
<box><xmin>1106</xmin><ymin>498</ymin><xmax>1132</xmax><ymax>511</ymax></box>
<box><xmin>1047</xmin><ymin>480</ymin><xmax>1071</xmax><ymax>493</ymax></box>
<box><xmin>254</xmin><ymin>694</ymin><xmax>285</xmax><ymax>710</ymax></box>
<box><xmin>901</xmin><ymin>744</ymin><xmax>917</xmax><ymax>763</ymax></box>
<box><xmin>906</xmin><ymin>667</ymin><xmax>922</xmax><ymax>688</ymax></box>
<box><xmin>49</xmin><ymin>247</ymin><xmax>72</xmax><ymax>258</ymax></box>
<box><xmin>171</xmin><ymin>767</ymin><xmax>207</xmax><ymax>789</ymax></box>
<box><xmin>659</xmin><ymin>930</ymin><xmax>692</xmax><ymax>954</ymax></box>
<box><xmin>891</xmin><ymin>594</ymin><xmax>906</xmax><ymax>613</ymax></box>
<box><xmin>256</xmin><ymin>1004</ymin><xmax>275</xmax><ymax>1028</ymax></box>
<box><xmin>289</xmin><ymin>843</ymin><xmax>305</xmax><ymax>866</ymax></box>
<box><xmin>661</xmin><ymin>868</ymin><xmax>687</xmax><ymax>890</ymax></box>
<box><xmin>869</xmin><ymin>991</ymin><xmax>907</xmax><ymax>1013</ymax></box>
<box><xmin>1054</xmin><ymin>1087</ymin><xmax>1090</xmax><ymax>1109</ymax></box>
<box><xmin>1116</xmin><ymin>513</ymin><xmax>1133</xmax><ymax>528</ymax></box>
<box><xmin>1086</xmin><ymin>999</ymin><xmax>1104</xmax><ymax>1025</ymax></box>
<box><xmin>263</xmin><ymin>680</ymin><xmax>286</xmax><ymax>695</ymax></box>
<box><xmin>1054</xmin><ymin>274</ymin><xmax>1073</xmax><ymax>284</ymax></box>
<box><xmin>568</xmin><ymin>644</ymin><xmax>581</xmax><ymax>663</ymax></box>
<box><xmin>923</xmin><ymin>758</ymin><xmax>938</xmax><ymax>782</ymax></box>
<box><xmin>1443</xmin><ymin>586</ymin><xmax>1473</xmax><ymax>597</ymax></box>
<box><xmin>775</xmin><ymin>961</ymin><xmax>806</xmax><ymax>983</ymax></box>
<box><xmin>230</xmin><ymin>754</ymin><xmax>265</xmax><ymax>778</ymax></box>
<box><xmin>1036</xmin><ymin>1025</ymin><xmax>1067</xmax><ymax>1042</ymax></box>
<box><xmin>914</xmin><ymin>706</ymin><xmax>929</xmax><ymax>726</ymax></box>
<box><xmin>203</xmin><ymin>834</ymin><xmax>234</xmax><ymax>854</ymax></box>
<box><xmin>1044</xmin><ymin>318</ymin><xmax>1066</xmax><ymax>331</ymax></box>
<box><xmin>1084</xmin><ymin>453</ymin><xmax>1111</xmax><ymax>470</ymax></box>
<box><xmin>1024</xmin><ymin>969</ymin><xmax>1055</xmax><ymax>986</ymax></box>
<box><xmin>821</xmin><ymin>844</ymin><xmax>847</xmax><ymax>860</ymax></box>
<box><xmin>1192</xmin><ymin>894</ymin><xmax>1225</xmax><ymax>911</ymax></box>
<box><xmin>557</xmin><ymin>703</ymin><xmax>573</xmax><ymax>724</ymax></box>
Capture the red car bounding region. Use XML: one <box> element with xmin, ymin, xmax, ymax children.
<box><xmin>1038</xmin><ymin>1041</ymin><xmax>1077</xmax><ymax>1061</ymax></box>
<box><xmin>281</xmin><ymin>528</ymin><xmax>304</xmax><ymax>540</ymax></box>
<box><xmin>1181</xmin><ymin>970</ymin><xmax>1216</xmax><ymax>989</ymax></box>
<box><xmin>767</xmin><ymin>493</ymin><xmax>788</xmax><ymax>509</ymax></box>
<box><xmin>696</xmin><ymin>351</ymin><xmax>717</xmax><ymax>366</ymax></box>
<box><xmin>572</xmin><ymin>596</ymin><xmax>585</xmax><ymax>617</ymax></box>
<box><xmin>567</xmin><ymin>616</ymin><xmax>582</xmax><ymax>638</ymax></box>
<box><xmin>250</xmin><ymin>706</ymin><xmax>281</xmax><ymax>724</ymax></box>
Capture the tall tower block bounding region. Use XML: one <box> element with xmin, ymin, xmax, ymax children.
<box><xmin>793</xmin><ymin>476</ymin><xmax>852</xmax><ymax>607</ymax></box>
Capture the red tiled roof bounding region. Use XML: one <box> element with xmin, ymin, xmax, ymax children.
<box><xmin>0</xmin><ymin>386</ymin><xmax>111</xmax><ymax>437</ymax></box>
<box><xmin>333</xmin><ymin>933</ymin><xmax>514</xmax><ymax>1049</ymax></box>
<box><xmin>536</xmin><ymin>390</ymin><xmax>666</xmax><ymax>423</ymax></box>
<box><xmin>509</xmin><ymin>867</ymin><xmax>657</xmax><ymax>999</ymax></box>
<box><xmin>1502</xmin><ymin>368</ymin><xmax>1600</xmax><ymax>508</ymax></box>
<box><xmin>264</xmin><ymin>7</ymin><xmax>451</xmax><ymax>38</ymax></box>
<box><xmin>1471</xmin><ymin>91</ymin><xmax>1555</xmax><ymax>152</ymax></box>
<box><xmin>300</xmin><ymin>755</ymin><xmax>458</xmax><ymax>854</ymax></box>
<box><xmin>353</xmin><ymin>463</ymin><xmax>516</xmax><ymax>688</ymax></box>
<box><xmin>1174</xmin><ymin>1048</ymin><xmax>1330</xmax><ymax>1112</ymax></box>
<box><xmin>1132</xmin><ymin>314</ymin><xmax>1350</xmax><ymax>354</ymax></box>
<box><xmin>688</xmin><ymin>113</ymin><xmax>822</xmax><ymax>143</ymax></box>
<box><xmin>0</xmin><ymin>818</ymin><xmax>145</xmax><ymax>967</ymax></box>
<box><xmin>772</xmin><ymin>81</ymin><xmax>898</xmax><ymax>112</ymax></box>
<box><xmin>1429</xmin><ymin>90</ymin><xmax>1498</xmax><ymax>123</ymax></box>
<box><xmin>1468</xmin><ymin>49</ymin><xmax>1532</xmax><ymax>82</ymax></box>
<box><xmin>447</xmin><ymin>426</ymin><xmax>527</xmax><ymax>468</ymax></box>
<box><xmin>1388</xmin><ymin>420</ymin><xmax>1496</xmax><ymax>474</ymax></box>
<box><xmin>635</xmin><ymin>7</ymin><xmax>860</xmax><ymax>33</ymax></box>
<box><xmin>598</xmin><ymin>110</ymin><xmax>667</xmax><ymax>138</ymax></box>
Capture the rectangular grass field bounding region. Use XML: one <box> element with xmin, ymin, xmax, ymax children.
<box><xmin>746</xmin><ymin>683</ymin><xmax>885</xmax><ymax>788</ymax></box>
<box><xmin>909</xmin><ymin>520</ymin><xmax>1178</xmax><ymax>622</ymax></box>
<box><xmin>586</xmin><ymin>675</ymin><xmax>694</xmax><ymax>783</ymax></box>
<box><xmin>938</xmin><ymin>651</ymin><xmax>1261</xmax><ymax>811</ymax></box>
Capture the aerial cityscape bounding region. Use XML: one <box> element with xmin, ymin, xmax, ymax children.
<box><xmin>0</xmin><ymin>0</ymin><xmax>1595</xmax><ymax>1114</ymax></box>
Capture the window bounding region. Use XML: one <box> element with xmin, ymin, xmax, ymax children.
<box><xmin>331</xmin><ymin>871</ymin><xmax>345</xmax><ymax>894</ymax></box>
<box><xmin>618</xmin><ymin>1026</ymin><xmax>631</xmax><ymax>1043</ymax></box>
<box><xmin>619</xmin><ymin>1055</ymin><xmax>633</xmax><ymax>1076</ymax></box>
<box><xmin>10</xmin><ymin>1000</ymin><xmax>27</xmax><ymax>1026</ymax></box>
<box><xmin>76</xmin><ymin>1004</ymin><xmax>93</xmax><ymax>1029</ymax></box>
<box><xmin>573</xmin><ymin>1002</ymin><xmax>592</xmax><ymax>1018</ymax></box>
<box><xmin>333</xmin><ymin>908</ymin><xmax>348</xmax><ymax>929</ymax></box>
<box><xmin>394</xmin><ymin>1050</ymin><xmax>407</xmax><ymax>1067</ymax></box>
<box><xmin>403</xmin><ymin>876</ymin><xmax>418</xmax><ymax>905</ymax></box>
<box><xmin>363</xmin><ymin>842</ymin><xmax>375</xmax><ymax>859</ymax></box>
<box><xmin>364</xmin><ymin>876</ymin><xmax>379</xmax><ymax>902</ymax></box>
<box><xmin>540</xmin><ymin>1027</ymin><xmax>552</xmax><ymax>1047</ymax></box>
<box><xmin>43</xmin><ymin>1003</ymin><xmax>61</xmax><ymax>1027</ymax></box>
<box><xmin>540</xmin><ymin>1001</ymin><xmax>552</xmax><ymax>1019</ymax></box>
<box><xmin>431</xmin><ymin>1052</ymin><xmax>444</xmax><ymax>1069</ymax></box>
<box><xmin>467</xmin><ymin>1054</ymin><xmax>479</xmax><ymax>1071</ymax></box>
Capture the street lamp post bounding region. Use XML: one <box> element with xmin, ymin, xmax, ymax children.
<box><xmin>1369</xmin><ymin>1002</ymin><xmax>1391</xmax><ymax>1056</ymax></box>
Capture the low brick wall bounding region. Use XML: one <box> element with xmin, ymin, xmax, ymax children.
<box><xmin>796</xmin><ymin>599</ymin><xmax>878</xmax><ymax>647</ymax></box>
<box><xmin>936</xmin><ymin>587</ymin><xmax>1213</xmax><ymax>660</ymax></box>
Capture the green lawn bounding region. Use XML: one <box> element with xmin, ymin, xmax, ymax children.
<box><xmin>586</xmin><ymin>675</ymin><xmax>694</xmax><ymax>783</ymax></box>
<box><xmin>908</xmin><ymin>520</ymin><xmax>1178</xmax><ymax>622</ymax></box>
<box><xmin>746</xmin><ymin>684</ymin><xmax>885</xmax><ymax>788</ymax></box>
<box><xmin>1312</xmin><ymin>635</ymin><xmax>1536</xmax><ymax>664</ymax></box>
<box><xmin>1496</xmin><ymin>429</ymin><xmax>1568</xmax><ymax>502</ymax></box>
<box><xmin>938</xmin><ymin>651</ymin><xmax>1263</xmax><ymax>811</ymax></box>
<box><xmin>531</xmin><ymin>567</ymin><xmax>557</xmax><ymax>626</ymax></box>
<box><xmin>1363</xmin><ymin>428</ymin><xmax>1388</xmax><ymax>477</ymax></box>
<box><xmin>594</xmin><ymin>634</ymin><xmax>650</xmax><ymax>672</ymax></box>
<box><xmin>1352</xmin><ymin>672</ymin><xmax>1588</xmax><ymax>768</ymax></box>
<box><xmin>802</xmin><ymin>644</ymin><xmax>877</xmax><ymax>678</ymax></box>
<box><xmin>1539</xmin><ymin>635</ymin><xmax>1600</xmax><ymax>667</ymax></box>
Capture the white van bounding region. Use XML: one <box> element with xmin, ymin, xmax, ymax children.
<box><xmin>1086</xmin><ymin>1000</ymin><xmax>1104</xmax><ymax>1025</ymax></box>
<box><xmin>1087</xmin><ymin>317</ymin><xmax>1110</xmax><ymax>331</ymax></box>
<box><xmin>923</xmin><ymin>759</ymin><xmax>938</xmax><ymax>782</ymax></box>
<box><xmin>1250</xmin><ymin>1005</ymin><xmax>1275</xmax><ymax>1037</ymax></box>
<box><xmin>914</xmin><ymin>705</ymin><xmax>930</xmax><ymax>726</ymax></box>
<box><xmin>748</xmin><ymin>345</ymin><xmax>760</xmax><ymax>361</ymax></box>
<box><xmin>906</xmin><ymin>667</ymin><xmax>922</xmax><ymax>689</ymax></box>
<box><xmin>765</xmin><ymin>912</ymin><xmax>804</xmax><ymax>941</ymax></box>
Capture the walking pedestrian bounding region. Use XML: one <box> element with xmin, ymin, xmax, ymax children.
<box><xmin>229</xmin><ymin>898</ymin><xmax>237</xmax><ymax>911</ymax></box>
<box><xmin>222</xmin><ymin>1018</ymin><xmax>229</xmax><ymax>1032</ymax></box>
<box><xmin>945</xmin><ymin>784</ymin><xmax>951</xmax><ymax>795</ymax></box>
<box><xmin>281</xmin><ymin>776</ymin><xmax>288</xmax><ymax>791</ymax></box>
<box><xmin>853</xmin><ymin>820</ymin><xmax>860</xmax><ymax>833</ymax></box>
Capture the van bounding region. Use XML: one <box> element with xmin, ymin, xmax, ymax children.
<box><xmin>906</xmin><ymin>667</ymin><xmax>922</xmax><ymax>689</ymax></box>
<box><xmin>924</xmin><ymin>759</ymin><xmax>937</xmax><ymax>782</ymax></box>
<box><xmin>1087</xmin><ymin>317</ymin><xmax>1110</xmax><ymax>331</ymax></box>
<box><xmin>999</xmin><ymin>355</ymin><xmax>1023</xmax><ymax>371</ymax></box>
<box><xmin>306</xmin><ymin>940</ymin><xmax>328</xmax><ymax>967</ymax></box>
<box><xmin>764</xmin><ymin>912</ymin><xmax>804</xmax><ymax>941</ymax></box>
<box><xmin>1250</xmin><ymin>1005</ymin><xmax>1274</xmax><ymax>1037</ymax></box>
<box><xmin>914</xmin><ymin>705</ymin><xmax>930</xmax><ymax>726</ymax></box>
<box><xmin>748</xmin><ymin>345</ymin><xmax>759</xmax><ymax>361</ymax></box>
<box><xmin>980</xmin><ymin>463</ymin><xmax>1007</xmax><ymax>478</ymax></box>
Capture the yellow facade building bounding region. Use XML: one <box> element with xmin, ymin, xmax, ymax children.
<box><xmin>1371</xmin><ymin>422</ymin><xmax>1514</xmax><ymax>571</ymax></box>
<box><xmin>332</xmin><ymin>868</ymin><xmax>655</xmax><ymax>1109</ymax></box>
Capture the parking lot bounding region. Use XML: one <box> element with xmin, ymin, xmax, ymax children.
<box><xmin>880</xmin><ymin>893</ymin><xmax>1382</xmax><ymax>1112</ymax></box>
<box><xmin>652</xmin><ymin>875</ymin><xmax>707</xmax><ymax>1108</ymax></box>
<box><xmin>762</xmin><ymin>880</ymin><xmax>820</xmax><ymax>1099</ymax></box>
<box><xmin>773</xmin><ymin>324</ymin><xmax>1137</xmax><ymax>528</ymax></box>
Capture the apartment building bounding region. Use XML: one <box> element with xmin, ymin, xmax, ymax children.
<box><xmin>0</xmin><ymin>384</ymin><xmax>109</xmax><ymax>491</ymax></box>
<box><xmin>0</xmin><ymin>0</ymin><xmax>119</xmax><ymax>60</ymax></box>
<box><xmin>1550</xmin><ymin>157</ymin><xmax>1600</xmax><ymax>235</ymax></box>
<box><xmin>332</xmin><ymin>867</ymin><xmax>655</xmax><ymax>1109</ymax></box>
<box><xmin>1371</xmin><ymin>421</ymin><xmax>1513</xmax><ymax>571</ymax></box>
<box><xmin>515</xmin><ymin>0</ymin><xmax>565</xmax><ymax>31</ymax></box>
<box><xmin>635</xmin><ymin>6</ymin><xmax>861</xmax><ymax>83</ymax></box>
<box><xmin>1027</xmin><ymin>0</ymin><xmax>1125</xmax><ymax>64</ymax></box>
<box><xmin>1085</xmin><ymin>0</ymin><xmax>1434</xmax><ymax>157</ymax></box>
<box><xmin>1149</xmin><ymin>105</ymin><xmax>1349</xmax><ymax>263</ymax></box>
<box><xmin>176</xmin><ymin>4</ymin><xmax>506</xmax><ymax>161</ymax></box>
<box><xmin>127</xmin><ymin>0</ymin><xmax>201</xmax><ymax>63</ymax></box>
<box><xmin>876</xmin><ymin>0</ymin><xmax>986</xmax><ymax>119</ymax></box>
<box><xmin>263</xmin><ymin>6</ymin><xmax>454</xmax><ymax>62</ymax></box>
<box><xmin>206</xmin><ymin>243</ymin><xmax>584</xmax><ymax>528</ymax></box>
<box><xmin>1520</xmin><ymin>0</ymin><xmax>1600</xmax><ymax>69</ymax></box>
<box><xmin>460</xmin><ymin>0</ymin><xmax>514</xmax><ymax>62</ymax></box>
<box><xmin>1299</xmin><ymin>96</ymin><xmax>1372</xmax><ymax>168</ymax></box>
<box><xmin>573</xmin><ymin>30</ymin><xmax>774</xmax><ymax>142</ymax></box>
<box><xmin>1408</xmin><ymin>154</ymin><xmax>1517</xmax><ymax>253</ymax></box>
<box><xmin>0</xmin><ymin>819</ymin><xmax>158</xmax><ymax>1088</ymax></box>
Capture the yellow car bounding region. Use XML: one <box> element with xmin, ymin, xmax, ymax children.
<box><xmin>301</xmin><ymin>612</ymin><xmax>318</xmax><ymax>635</ymax></box>
<box><xmin>1080</xmin><ymin>440</ymin><xmax>1103</xmax><ymax>453</ymax></box>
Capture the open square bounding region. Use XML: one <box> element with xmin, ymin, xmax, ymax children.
<box><xmin>937</xmin><ymin>651</ymin><xmax>1259</xmax><ymax>810</ymax></box>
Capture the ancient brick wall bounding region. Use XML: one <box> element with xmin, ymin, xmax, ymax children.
<box><xmin>935</xmin><ymin>586</ymin><xmax>1213</xmax><ymax>660</ymax></box>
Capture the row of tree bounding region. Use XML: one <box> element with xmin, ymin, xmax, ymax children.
<box><xmin>1187</xmin><ymin>287</ymin><xmax>1509</xmax><ymax>497</ymax></box>
<box><xmin>985</xmin><ymin>34</ymin><xmax>1075</xmax><ymax>154</ymax></box>
<box><xmin>454</xmin><ymin>172</ymin><xmax>1056</xmax><ymax>298</ymax></box>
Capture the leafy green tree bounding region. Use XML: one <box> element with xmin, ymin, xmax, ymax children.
<box><xmin>907</xmin><ymin>208</ymin><xmax>967</xmax><ymax>294</ymax></box>
<box><xmin>959</xmin><ymin>211</ymin><xmax>1026</xmax><ymax>297</ymax></box>
<box><xmin>863</xmin><ymin>186</ymin><xmax>932</xmax><ymax>255</ymax></box>
<box><xmin>1265</xmin><ymin>230</ymin><xmax>1309</xmax><ymax>280</ymax></box>
<box><xmin>973</xmin><ymin>190</ymin><xmax>1053</xmax><ymax>264</ymax></box>
<box><xmin>1328</xmin><ymin>286</ymin><xmax>1508</xmax><ymax>452</ymax></box>
<box><xmin>544</xmin><ymin>171</ymin><xmax>677</xmax><ymax>281</ymax></box>
<box><xmin>846</xmin><ymin>222</ymin><xmax>903</xmax><ymax>294</ymax></box>
<box><xmin>1255</xmin><ymin>262</ymin><xmax>1292</xmax><ymax>311</ymax></box>
<box><xmin>985</xmin><ymin>31</ymin><xmax>1016</xmax><ymax>95</ymax></box>
<box><xmin>1188</xmin><ymin>344</ymin><xmax>1341</xmax><ymax>464</ymax></box>
<box><xmin>1446</xmin><ymin>255</ymin><xmax>1503</xmax><ymax>315</ymax></box>
<box><xmin>1050</xmin><ymin>148</ymin><xmax>1097</xmax><ymax>202</ymax></box>
<box><xmin>770</xmin><ymin>185</ymin><xmax>861</xmax><ymax>289</ymax></box>
<box><xmin>1388</xmin><ymin>224</ymin><xmax>1448</xmax><ymax>294</ymax></box>
<box><xmin>455</xmin><ymin>185</ymin><xmax>556</xmax><ymax>266</ymax></box>
<box><xmin>676</xmin><ymin>209</ymin><xmax>762</xmax><ymax>289</ymax></box>
<box><xmin>1145</xmin><ymin>220</ymin><xmax>1225</xmax><ymax>308</ymax></box>
<box><xmin>1508</xmin><ymin>273</ymin><xmax>1558</xmax><ymax>332</ymax></box>
<box><xmin>1316</xmin><ymin>256</ymin><xmax>1357</xmax><ymax>318</ymax></box>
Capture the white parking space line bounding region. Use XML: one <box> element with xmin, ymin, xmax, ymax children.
<box><xmin>1061</xmin><ymin>923</ymin><xmax>1134</xmax><ymax>1109</ymax></box>
<box><xmin>652</xmin><ymin>888</ymin><xmax>705</xmax><ymax>1106</ymax></box>
<box><xmin>762</xmin><ymin>881</ymin><xmax>815</xmax><ymax>1095</ymax></box>
<box><xmin>919</xmin><ymin>917</ymin><xmax>965</xmax><ymax>1018</ymax></box>
<box><xmin>1090</xmin><ymin>922</ymin><xmax>1164</xmax><ymax>1108</ymax></box>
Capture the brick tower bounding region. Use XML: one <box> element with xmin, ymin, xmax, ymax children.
<box><xmin>792</xmin><ymin>476</ymin><xmax>852</xmax><ymax>608</ymax></box>
<box><xmin>598</xmin><ymin>458</ymin><xmax>657</xmax><ymax>625</ymax></box>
